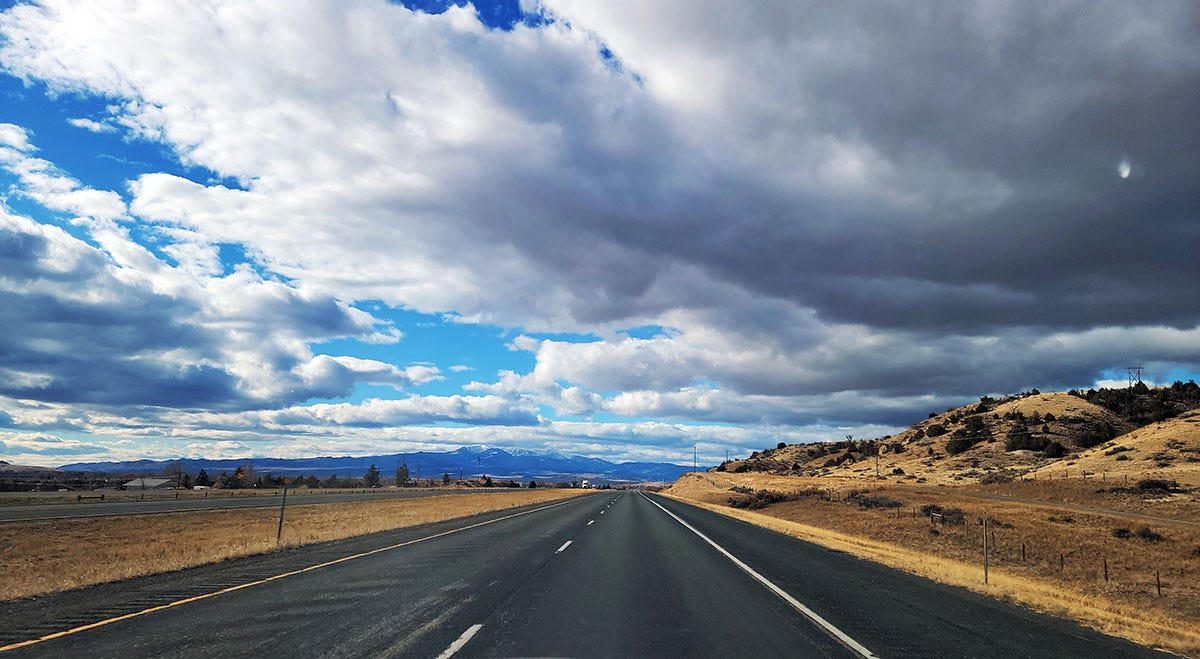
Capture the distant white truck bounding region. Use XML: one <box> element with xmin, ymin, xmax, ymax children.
<box><xmin>581</xmin><ymin>479</ymin><xmax>590</xmax><ymax>489</ymax></box>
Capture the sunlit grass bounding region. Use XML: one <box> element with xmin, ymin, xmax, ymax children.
<box><xmin>0</xmin><ymin>489</ymin><xmax>587</xmax><ymax>601</ymax></box>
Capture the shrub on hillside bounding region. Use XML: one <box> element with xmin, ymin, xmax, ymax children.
<box><xmin>1004</xmin><ymin>427</ymin><xmax>1049</xmax><ymax>452</ymax></box>
<box><xmin>1073</xmin><ymin>423</ymin><xmax>1117</xmax><ymax>449</ymax></box>
<box><xmin>945</xmin><ymin>436</ymin><xmax>982</xmax><ymax>455</ymax></box>
<box><xmin>926</xmin><ymin>423</ymin><xmax>947</xmax><ymax>437</ymax></box>
<box><xmin>727</xmin><ymin>489</ymin><xmax>796</xmax><ymax>510</ymax></box>
<box><xmin>844</xmin><ymin>490</ymin><xmax>902</xmax><ymax>509</ymax></box>
<box><xmin>979</xmin><ymin>470</ymin><xmax>1015</xmax><ymax>485</ymax></box>
<box><xmin>963</xmin><ymin>415</ymin><xmax>987</xmax><ymax>432</ymax></box>
<box><xmin>1136</xmin><ymin>479</ymin><xmax>1179</xmax><ymax>493</ymax></box>
<box><xmin>1134</xmin><ymin>526</ymin><xmax>1164</xmax><ymax>542</ymax></box>
<box><xmin>920</xmin><ymin>503</ymin><xmax>966</xmax><ymax>525</ymax></box>
<box><xmin>1043</xmin><ymin>441</ymin><xmax>1067</xmax><ymax>458</ymax></box>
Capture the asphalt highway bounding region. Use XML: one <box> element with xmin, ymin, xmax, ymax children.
<box><xmin>0</xmin><ymin>489</ymin><xmax>495</xmax><ymax>523</ymax></box>
<box><xmin>0</xmin><ymin>491</ymin><xmax>1168</xmax><ymax>657</ymax></box>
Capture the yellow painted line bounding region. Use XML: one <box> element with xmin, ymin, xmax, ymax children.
<box><xmin>0</xmin><ymin>496</ymin><xmax>587</xmax><ymax>653</ymax></box>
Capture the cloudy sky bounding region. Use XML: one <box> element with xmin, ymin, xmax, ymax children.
<box><xmin>1</xmin><ymin>0</ymin><xmax>1197</xmax><ymax>467</ymax></box>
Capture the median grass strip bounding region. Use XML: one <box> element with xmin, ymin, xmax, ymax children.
<box><xmin>663</xmin><ymin>474</ymin><xmax>1200</xmax><ymax>657</ymax></box>
<box><xmin>0</xmin><ymin>489</ymin><xmax>586</xmax><ymax>602</ymax></box>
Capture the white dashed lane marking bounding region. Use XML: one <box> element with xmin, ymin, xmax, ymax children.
<box><xmin>435</xmin><ymin>624</ymin><xmax>483</xmax><ymax>659</ymax></box>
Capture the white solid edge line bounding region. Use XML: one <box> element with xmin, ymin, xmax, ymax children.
<box><xmin>435</xmin><ymin>623</ymin><xmax>483</xmax><ymax>659</ymax></box>
<box><xmin>638</xmin><ymin>492</ymin><xmax>879</xmax><ymax>659</ymax></box>
<box><xmin>555</xmin><ymin>540</ymin><xmax>572</xmax><ymax>554</ymax></box>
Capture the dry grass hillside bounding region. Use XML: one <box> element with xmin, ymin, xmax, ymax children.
<box><xmin>721</xmin><ymin>384</ymin><xmax>1200</xmax><ymax>486</ymax></box>
<box><xmin>1037</xmin><ymin>408</ymin><xmax>1200</xmax><ymax>486</ymax></box>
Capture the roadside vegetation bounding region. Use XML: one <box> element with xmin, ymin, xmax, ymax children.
<box><xmin>667</xmin><ymin>384</ymin><xmax>1200</xmax><ymax>657</ymax></box>
<box><xmin>0</xmin><ymin>488</ymin><xmax>587</xmax><ymax>602</ymax></box>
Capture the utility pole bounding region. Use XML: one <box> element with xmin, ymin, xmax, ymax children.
<box><xmin>1125</xmin><ymin>364</ymin><xmax>1144</xmax><ymax>389</ymax></box>
<box><xmin>276</xmin><ymin>477</ymin><xmax>290</xmax><ymax>544</ymax></box>
<box><xmin>982</xmin><ymin>514</ymin><xmax>989</xmax><ymax>585</ymax></box>
<box><xmin>693</xmin><ymin>445</ymin><xmax>697</xmax><ymax>473</ymax></box>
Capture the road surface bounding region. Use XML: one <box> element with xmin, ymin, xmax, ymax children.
<box><xmin>0</xmin><ymin>489</ymin><xmax>497</xmax><ymax>523</ymax></box>
<box><xmin>0</xmin><ymin>491</ymin><xmax>1167</xmax><ymax>657</ymax></box>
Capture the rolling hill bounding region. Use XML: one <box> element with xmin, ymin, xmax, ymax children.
<box><xmin>719</xmin><ymin>383</ymin><xmax>1200</xmax><ymax>486</ymax></box>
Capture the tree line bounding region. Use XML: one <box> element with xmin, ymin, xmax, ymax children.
<box><xmin>161</xmin><ymin>461</ymin><xmax>582</xmax><ymax>490</ymax></box>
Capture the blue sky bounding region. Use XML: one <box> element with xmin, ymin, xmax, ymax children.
<box><xmin>0</xmin><ymin>1</ymin><xmax>1197</xmax><ymax>467</ymax></box>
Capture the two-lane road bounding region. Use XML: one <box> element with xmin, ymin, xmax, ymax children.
<box><xmin>0</xmin><ymin>491</ymin><xmax>1166</xmax><ymax>657</ymax></box>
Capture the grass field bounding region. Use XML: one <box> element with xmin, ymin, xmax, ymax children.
<box><xmin>664</xmin><ymin>472</ymin><xmax>1200</xmax><ymax>657</ymax></box>
<box><xmin>0</xmin><ymin>486</ymin><xmax>438</xmax><ymax>507</ymax></box>
<box><xmin>0</xmin><ymin>488</ymin><xmax>587</xmax><ymax>601</ymax></box>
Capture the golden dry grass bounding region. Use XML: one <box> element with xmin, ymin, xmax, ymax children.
<box><xmin>0</xmin><ymin>486</ymin><xmax>433</xmax><ymax>507</ymax></box>
<box><xmin>1036</xmin><ymin>409</ymin><xmax>1200</xmax><ymax>487</ymax></box>
<box><xmin>664</xmin><ymin>472</ymin><xmax>1200</xmax><ymax>657</ymax></box>
<box><xmin>0</xmin><ymin>489</ymin><xmax>586</xmax><ymax>602</ymax></box>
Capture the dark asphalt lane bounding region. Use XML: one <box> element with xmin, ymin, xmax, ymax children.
<box><xmin>460</xmin><ymin>490</ymin><xmax>849</xmax><ymax>658</ymax></box>
<box><xmin>0</xmin><ymin>489</ymin><xmax>495</xmax><ymax>523</ymax></box>
<box><xmin>0</xmin><ymin>491</ymin><xmax>1170</xmax><ymax>658</ymax></box>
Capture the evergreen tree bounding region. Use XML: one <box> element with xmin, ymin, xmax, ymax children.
<box><xmin>196</xmin><ymin>469</ymin><xmax>212</xmax><ymax>487</ymax></box>
<box><xmin>364</xmin><ymin>464</ymin><xmax>381</xmax><ymax>487</ymax></box>
<box><xmin>395</xmin><ymin>462</ymin><xmax>410</xmax><ymax>487</ymax></box>
<box><xmin>441</xmin><ymin>472</ymin><xmax>451</xmax><ymax>485</ymax></box>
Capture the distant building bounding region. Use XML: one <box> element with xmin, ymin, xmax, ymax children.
<box><xmin>121</xmin><ymin>477</ymin><xmax>174</xmax><ymax>490</ymax></box>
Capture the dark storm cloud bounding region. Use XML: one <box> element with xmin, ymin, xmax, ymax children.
<box><xmin>491</xmin><ymin>2</ymin><xmax>1200</xmax><ymax>335</ymax></box>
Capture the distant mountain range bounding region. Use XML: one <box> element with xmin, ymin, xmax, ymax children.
<box><xmin>58</xmin><ymin>446</ymin><xmax>696</xmax><ymax>483</ymax></box>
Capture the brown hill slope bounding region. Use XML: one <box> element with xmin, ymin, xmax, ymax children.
<box><xmin>721</xmin><ymin>386</ymin><xmax>1200</xmax><ymax>485</ymax></box>
<box><xmin>1036</xmin><ymin>408</ymin><xmax>1200</xmax><ymax>486</ymax></box>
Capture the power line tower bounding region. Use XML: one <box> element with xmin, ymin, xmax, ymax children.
<box><xmin>1125</xmin><ymin>364</ymin><xmax>1144</xmax><ymax>389</ymax></box>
